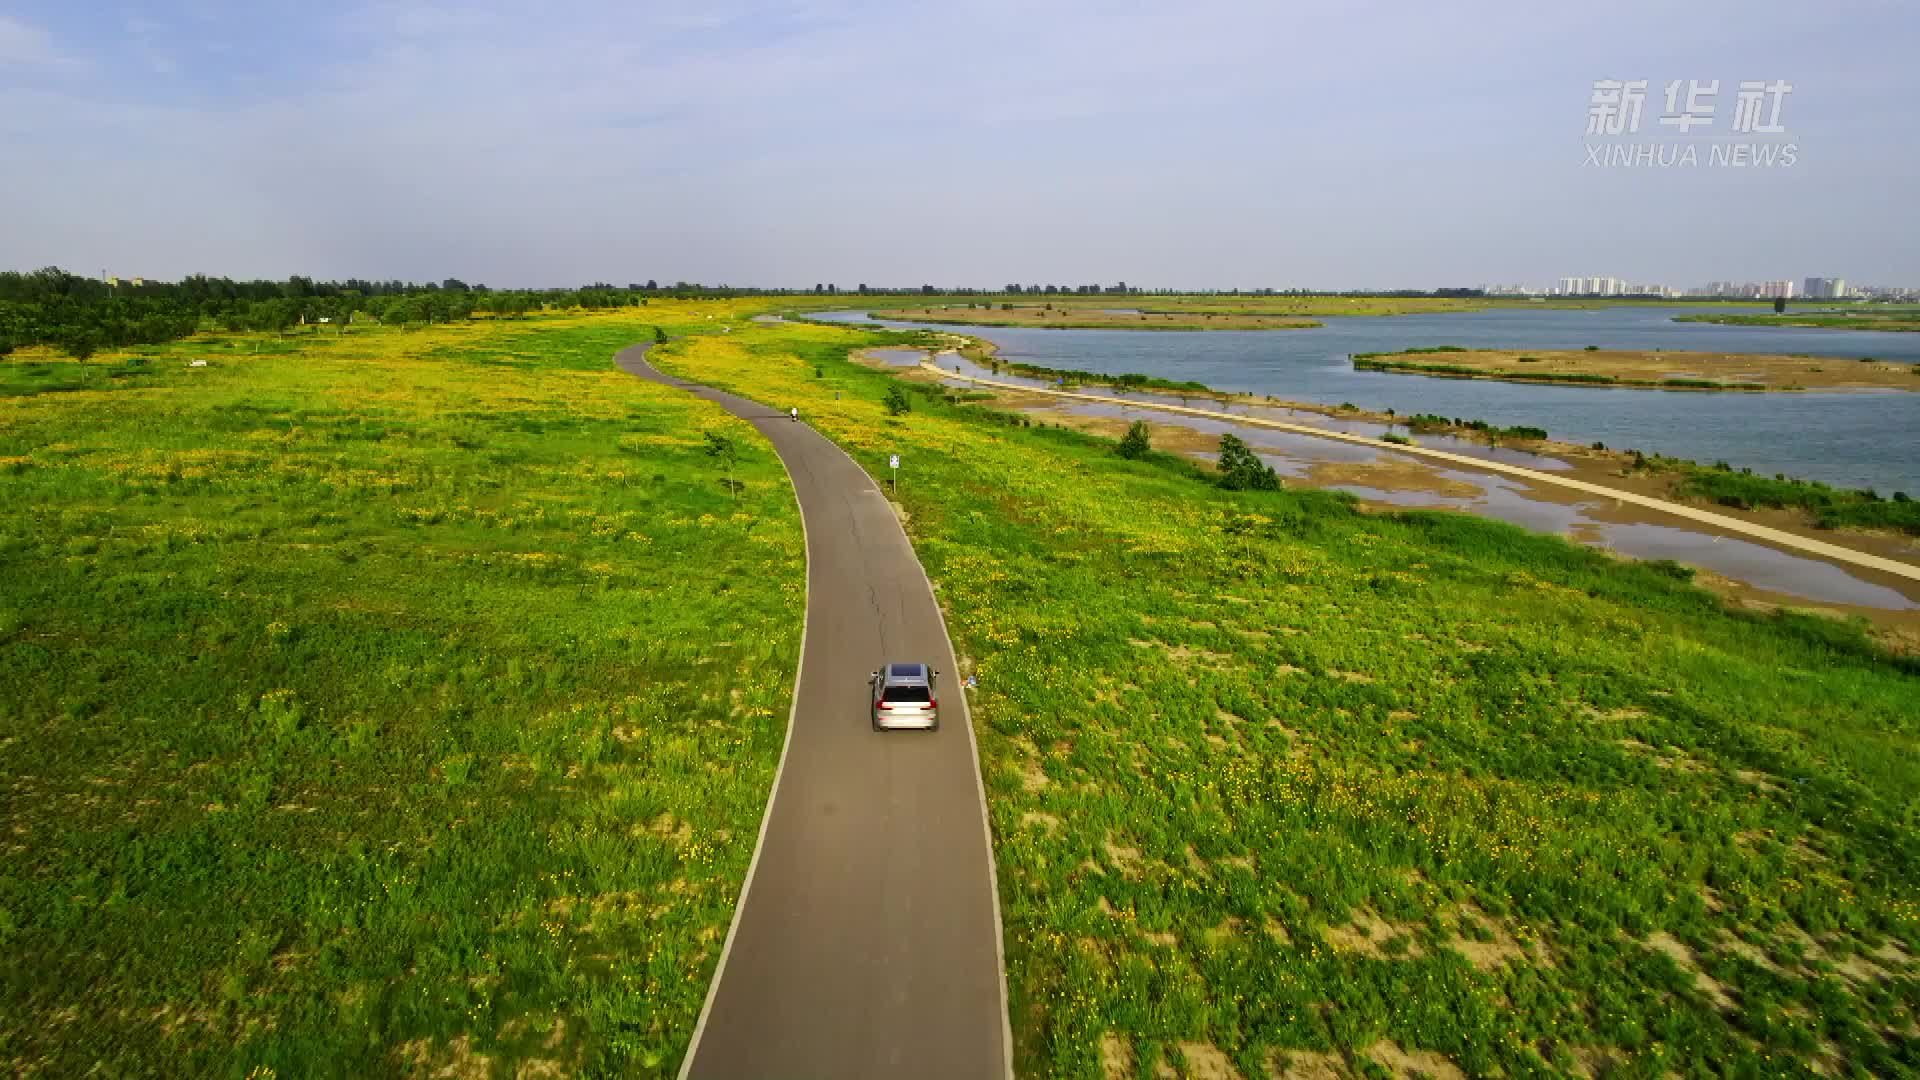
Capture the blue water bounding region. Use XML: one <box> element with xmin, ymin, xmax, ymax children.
<box><xmin>818</xmin><ymin>307</ymin><xmax>1920</xmax><ymax>493</ymax></box>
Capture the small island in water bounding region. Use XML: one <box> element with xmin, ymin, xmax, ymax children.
<box><xmin>1353</xmin><ymin>347</ymin><xmax>1920</xmax><ymax>392</ymax></box>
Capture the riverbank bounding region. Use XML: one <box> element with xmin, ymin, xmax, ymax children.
<box><xmin>1676</xmin><ymin>309</ymin><xmax>1920</xmax><ymax>332</ymax></box>
<box><xmin>1353</xmin><ymin>347</ymin><xmax>1920</xmax><ymax>392</ymax></box>
<box><xmin>858</xmin><ymin>304</ymin><xmax>1321</xmax><ymax>330</ymax></box>
<box><xmin>662</xmin><ymin>319</ymin><xmax>1920</xmax><ymax>1078</ymax></box>
<box><xmin>860</xmin><ymin>345</ymin><xmax>1920</xmax><ymax>630</ymax></box>
<box><xmin>894</xmin><ymin>343</ymin><xmax>1920</xmax><ymax>537</ymax></box>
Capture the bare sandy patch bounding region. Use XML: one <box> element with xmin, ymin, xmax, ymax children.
<box><xmin>1103</xmin><ymin>1033</ymin><xmax>1136</xmax><ymax>1080</ymax></box>
<box><xmin>1644</xmin><ymin>931</ymin><xmax>1735</xmax><ymax>1009</ymax></box>
<box><xmin>1617</xmin><ymin>739</ymin><xmax>1710</xmax><ymax>773</ymax></box>
<box><xmin>1735</xmin><ymin>768</ymin><xmax>1784</xmax><ymax>793</ymax></box>
<box><xmin>1304</xmin><ymin>458</ymin><xmax>1483</xmax><ymax>498</ymax></box>
<box><xmin>1129</xmin><ymin>638</ymin><xmax>1233</xmax><ymax>667</ymax></box>
<box><xmin>1328</xmin><ymin>670</ymin><xmax>1374</xmax><ymax>684</ymax></box>
<box><xmin>1579</xmin><ymin>704</ymin><xmax>1647</xmax><ymax>723</ymax></box>
<box><xmin>643</xmin><ymin>813</ymin><xmax>692</xmax><ymax>845</ymax></box>
<box><xmin>1363</xmin><ymin>1040</ymin><xmax>1464</xmax><ymax>1079</ymax></box>
<box><xmin>1010</xmin><ymin>739</ymin><xmax>1051</xmax><ymax>792</ymax></box>
<box><xmin>1322</xmin><ymin>909</ymin><xmax>1420</xmax><ymax>957</ymax></box>
<box><xmin>1104</xmin><ymin>836</ymin><xmax>1144</xmax><ymax>876</ymax></box>
<box><xmin>395</xmin><ymin>1035</ymin><xmax>492</xmax><ymax>1079</ymax></box>
<box><xmin>1720</xmin><ymin>934</ymin><xmax>1787</xmax><ymax>975</ymax></box>
<box><xmin>1021</xmin><ymin>811</ymin><xmax>1062</xmax><ymax>832</ymax></box>
<box><xmin>1268</xmin><ymin>1049</ymin><xmax>1348</xmax><ymax>1079</ymax></box>
<box><xmin>1177</xmin><ymin>1041</ymin><xmax>1245</xmax><ymax>1080</ymax></box>
<box><xmin>1201</xmin><ymin>917</ymin><xmax>1245</xmax><ymax>948</ymax></box>
<box><xmin>1566</xmin><ymin>1047</ymin><xmax>1620</xmax><ymax>1079</ymax></box>
<box><xmin>1449</xmin><ymin>904</ymin><xmax>1530</xmax><ymax>971</ymax></box>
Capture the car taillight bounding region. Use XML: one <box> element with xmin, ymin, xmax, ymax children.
<box><xmin>927</xmin><ymin>699</ymin><xmax>936</xmax><ymax>709</ymax></box>
<box><xmin>877</xmin><ymin>701</ymin><xmax>892</xmax><ymax>709</ymax></box>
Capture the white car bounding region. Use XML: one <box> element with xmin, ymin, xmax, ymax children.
<box><xmin>869</xmin><ymin>662</ymin><xmax>940</xmax><ymax>731</ymax></box>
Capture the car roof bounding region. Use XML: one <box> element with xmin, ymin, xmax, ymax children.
<box><xmin>885</xmin><ymin>662</ymin><xmax>928</xmax><ymax>680</ymax></box>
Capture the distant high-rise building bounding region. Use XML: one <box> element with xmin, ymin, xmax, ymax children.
<box><xmin>1803</xmin><ymin>277</ymin><xmax>1848</xmax><ymax>299</ymax></box>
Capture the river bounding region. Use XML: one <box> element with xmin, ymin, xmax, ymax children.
<box><xmin>812</xmin><ymin>306</ymin><xmax>1920</xmax><ymax>495</ymax></box>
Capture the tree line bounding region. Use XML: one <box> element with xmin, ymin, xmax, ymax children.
<box><xmin>0</xmin><ymin>268</ymin><xmax>688</xmax><ymax>359</ymax></box>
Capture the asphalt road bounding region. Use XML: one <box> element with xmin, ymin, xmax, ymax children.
<box><xmin>616</xmin><ymin>344</ymin><xmax>1012</xmax><ymax>1080</ymax></box>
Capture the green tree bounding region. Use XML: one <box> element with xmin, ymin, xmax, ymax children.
<box><xmin>653</xmin><ymin>325</ymin><xmax>668</xmax><ymax>344</ymax></box>
<box><xmin>703</xmin><ymin>431</ymin><xmax>739</xmax><ymax>498</ymax></box>
<box><xmin>1216</xmin><ymin>433</ymin><xmax>1279</xmax><ymax>491</ymax></box>
<box><xmin>884</xmin><ymin>386</ymin><xmax>911</xmax><ymax>417</ymax></box>
<box><xmin>1117</xmin><ymin>420</ymin><xmax>1152</xmax><ymax>459</ymax></box>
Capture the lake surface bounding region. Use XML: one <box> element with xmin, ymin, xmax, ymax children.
<box><xmin>819</xmin><ymin>307</ymin><xmax>1920</xmax><ymax>494</ymax></box>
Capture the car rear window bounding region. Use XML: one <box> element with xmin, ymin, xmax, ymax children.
<box><xmin>882</xmin><ymin>685</ymin><xmax>931</xmax><ymax>703</ymax></box>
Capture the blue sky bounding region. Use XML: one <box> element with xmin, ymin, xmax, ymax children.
<box><xmin>2</xmin><ymin>1</ymin><xmax>1915</xmax><ymax>289</ymax></box>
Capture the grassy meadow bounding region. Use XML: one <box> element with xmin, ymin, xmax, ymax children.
<box><xmin>1352</xmin><ymin>348</ymin><xmax>1920</xmax><ymax>393</ymax></box>
<box><xmin>657</xmin><ymin>320</ymin><xmax>1920</xmax><ymax>1078</ymax></box>
<box><xmin>0</xmin><ymin>307</ymin><xmax>803</xmax><ymax>1075</ymax></box>
<box><xmin>1676</xmin><ymin>307</ymin><xmax>1920</xmax><ymax>333</ymax></box>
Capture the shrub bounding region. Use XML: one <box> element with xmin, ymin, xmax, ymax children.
<box><xmin>1216</xmin><ymin>433</ymin><xmax>1280</xmax><ymax>491</ymax></box>
<box><xmin>884</xmin><ymin>386</ymin><xmax>911</xmax><ymax>416</ymax></box>
<box><xmin>1381</xmin><ymin>433</ymin><xmax>1411</xmax><ymax>446</ymax></box>
<box><xmin>653</xmin><ymin>325</ymin><xmax>668</xmax><ymax>344</ymax></box>
<box><xmin>1117</xmin><ymin>420</ymin><xmax>1152</xmax><ymax>460</ymax></box>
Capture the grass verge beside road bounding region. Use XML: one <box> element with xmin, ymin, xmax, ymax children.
<box><xmin>0</xmin><ymin>309</ymin><xmax>801</xmax><ymax>1075</ymax></box>
<box><xmin>658</xmin><ymin>320</ymin><xmax>1920</xmax><ymax>1078</ymax></box>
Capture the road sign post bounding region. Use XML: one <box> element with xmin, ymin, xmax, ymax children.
<box><xmin>889</xmin><ymin>454</ymin><xmax>900</xmax><ymax>493</ymax></box>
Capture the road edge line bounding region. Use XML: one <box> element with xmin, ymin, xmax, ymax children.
<box><xmin>617</xmin><ymin>343</ymin><xmax>811</xmax><ymax>1080</ymax></box>
<box><xmin>869</xmin><ymin>463</ymin><xmax>1018</xmax><ymax>1079</ymax></box>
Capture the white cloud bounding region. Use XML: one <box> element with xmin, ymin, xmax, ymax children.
<box><xmin>0</xmin><ymin>14</ymin><xmax>77</xmax><ymax>70</ymax></box>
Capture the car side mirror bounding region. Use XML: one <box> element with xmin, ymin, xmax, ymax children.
<box><xmin>932</xmin><ymin>669</ymin><xmax>940</xmax><ymax>679</ymax></box>
<box><xmin>869</xmin><ymin>671</ymin><xmax>880</xmax><ymax>681</ymax></box>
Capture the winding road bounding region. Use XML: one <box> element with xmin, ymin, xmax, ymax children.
<box><xmin>616</xmin><ymin>345</ymin><xmax>1013</xmax><ymax>1080</ymax></box>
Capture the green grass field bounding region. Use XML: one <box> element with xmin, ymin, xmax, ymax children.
<box><xmin>0</xmin><ymin>309</ymin><xmax>802</xmax><ymax>1075</ymax></box>
<box><xmin>7</xmin><ymin>306</ymin><xmax>1917</xmax><ymax>1078</ymax></box>
<box><xmin>1675</xmin><ymin>308</ymin><xmax>1920</xmax><ymax>333</ymax></box>
<box><xmin>660</xmin><ymin>322</ymin><xmax>1920</xmax><ymax>1079</ymax></box>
